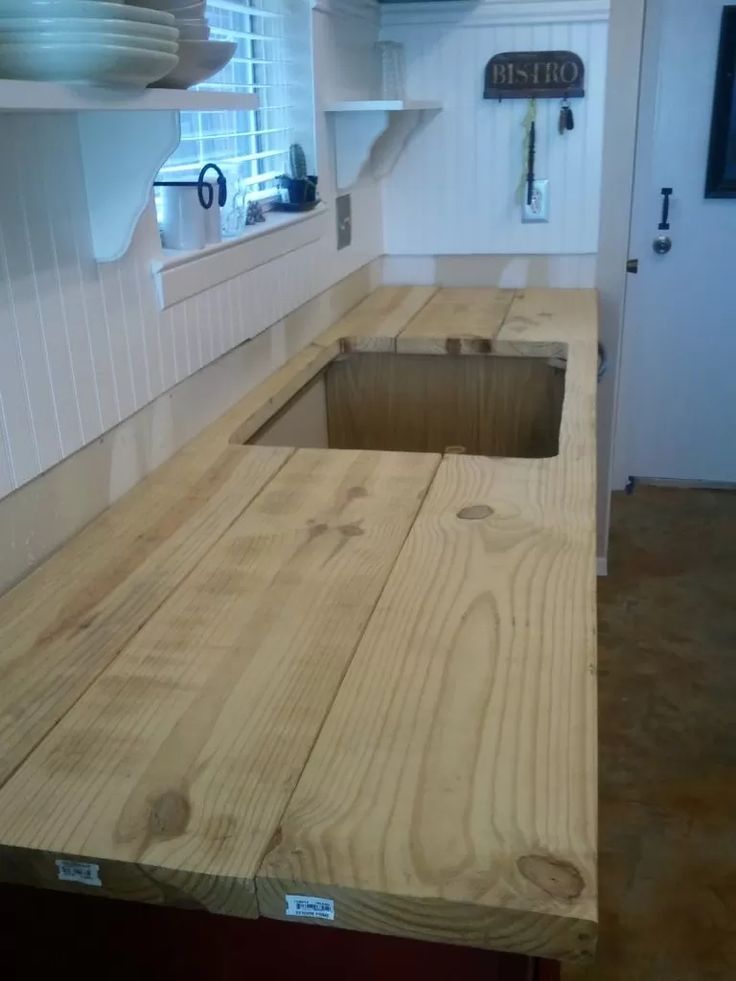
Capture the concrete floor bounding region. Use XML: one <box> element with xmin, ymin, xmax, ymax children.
<box><xmin>564</xmin><ymin>486</ymin><xmax>736</xmax><ymax>981</ymax></box>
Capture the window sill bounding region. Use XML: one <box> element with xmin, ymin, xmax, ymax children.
<box><xmin>152</xmin><ymin>204</ymin><xmax>329</xmax><ymax>310</ymax></box>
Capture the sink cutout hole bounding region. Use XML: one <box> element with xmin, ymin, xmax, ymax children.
<box><xmin>243</xmin><ymin>352</ymin><xmax>566</xmax><ymax>460</ymax></box>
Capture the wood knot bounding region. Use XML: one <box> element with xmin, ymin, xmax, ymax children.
<box><xmin>265</xmin><ymin>826</ymin><xmax>283</xmax><ymax>853</ymax></box>
<box><xmin>306</xmin><ymin>522</ymin><xmax>328</xmax><ymax>540</ymax></box>
<box><xmin>148</xmin><ymin>791</ymin><xmax>191</xmax><ymax>838</ymax></box>
<box><xmin>457</xmin><ymin>505</ymin><xmax>494</xmax><ymax>521</ymax></box>
<box><xmin>340</xmin><ymin>523</ymin><xmax>364</xmax><ymax>537</ymax></box>
<box><xmin>517</xmin><ymin>854</ymin><xmax>584</xmax><ymax>900</ymax></box>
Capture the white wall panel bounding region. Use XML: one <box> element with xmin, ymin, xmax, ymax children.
<box><xmin>380</xmin><ymin>1</ymin><xmax>608</xmax><ymax>256</ymax></box>
<box><xmin>381</xmin><ymin>252</ymin><xmax>597</xmax><ymax>287</ymax></box>
<box><xmin>0</xmin><ymin>0</ymin><xmax>382</xmax><ymax>501</ymax></box>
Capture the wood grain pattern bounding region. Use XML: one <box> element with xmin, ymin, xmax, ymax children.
<box><xmin>219</xmin><ymin>288</ymin><xmax>435</xmax><ymax>447</ymax></box>
<box><xmin>251</xmin><ymin>375</ymin><xmax>329</xmax><ymax>450</ymax></box>
<box><xmin>315</xmin><ymin>286</ymin><xmax>438</xmax><ymax>352</ymax></box>
<box><xmin>327</xmin><ymin>352</ymin><xmax>483</xmax><ymax>455</ymax></box>
<box><xmin>0</xmin><ymin>443</ymin><xmax>291</xmax><ymax>789</ymax></box>
<box><xmin>477</xmin><ymin>357</ymin><xmax>565</xmax><ymax>459</ymax></box>
<box><xmin>0</xmin><ymin>286</ymin><xmax>433</xmax><ymax>788</ymax></box>
<box><xmin>0</xmin><ymin>286</ymin><xmax>597</xmax><ymax>963</ymax></box>
<box><xmin>227</xmin><ymin>344</ymin><xmax>337</xmax><ymax>447</ymax></box>
<box><xmin>397</xmin><ymin>288</ymin><xmax>516</xmax><ymax>353</ymax></box>
<box><xmin>325</xmin><ymin>352</ymin><xmax>564</xmax><ymax>459</ymax></box>
<box><xmin>256</xmin><ymin>289</ymin><xmax>598</xmax><ymax>962</ymax></box>
<box><xmin>0</xmin><ymin>448</ymin><xmax>439</xmax><ymax>917</ymax></box>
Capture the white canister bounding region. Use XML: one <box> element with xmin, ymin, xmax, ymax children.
<box><xmin>160</xmin><ymin>184</ymin><xmax>206</xmax><ymax>251</ymax></box>
<box><xmin>201</xmin><ymin>181</ymin><xmax>222</xmax><ymax>245</ymax></box>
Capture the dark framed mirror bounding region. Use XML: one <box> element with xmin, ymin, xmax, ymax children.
<box><xmin>706</xmin><ymin>6</ymin><xmax>736</xmax><ymax>197</ymax></box>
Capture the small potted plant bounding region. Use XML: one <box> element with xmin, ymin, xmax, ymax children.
<box><xmin>277</xmin><ymin>143</ymin><xmax>318</xmax><ymax>208</ymax></box>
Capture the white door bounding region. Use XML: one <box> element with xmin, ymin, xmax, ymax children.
<box><xmin>614</xmin><ymin>0</ymin><xmax>736</xmax><ymax>487</ymax></box>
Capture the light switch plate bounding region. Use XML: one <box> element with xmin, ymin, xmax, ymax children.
<box><xmin>522</xmin><ymin>179</ymin><xmax>550</xmax><ymax>223</ymax></box>
<box><xmin>336</xmin><ymin>193</ymin><xmax>352</xmax><ymax>250</ymax></box>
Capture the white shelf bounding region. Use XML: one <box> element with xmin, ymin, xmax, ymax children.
<box><xmin>0</xmin><ymin>79</ymin><xmax>259</xmax><ymax>262</ymax></box>
<box><xmin>0</xmin><ymin>79</ymin><xmax>258</xmax><ymax>112</ymax></box>
<box><xmin>324</xmin><ymin>99</ymin><xmax>442</xmax><ymax>189</ymax></box>
<box><xmin>325</xmin><ymin>99</ymin><xmax>442</xmax><ymax>113</ymax></box>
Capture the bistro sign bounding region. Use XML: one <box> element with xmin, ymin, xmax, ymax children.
<box><xmin>484</xmin><ymin>51</ymin><xmax>585</xmax><ymax>100</ymax></box>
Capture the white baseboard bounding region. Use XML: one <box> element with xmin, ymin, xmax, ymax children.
<box><xmin>380</xmin><ymin>254</ymin><xmax>598</xmax><ymax>289</ymax></box>
<box><xmin>597</xmin><ymin>557</ymin><xmax>608</xmax><ymax>577</ymax></box>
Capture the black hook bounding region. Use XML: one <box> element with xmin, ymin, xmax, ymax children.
<box><xmin>198</xmin><ymin>163</ymin><xmax>227</xmax><ymax>209</ymax></box>
<box><xmin>154</xmin><ymin>162</ymin><xmax>228</xmax><ymax>211</ymax></box>
<box><xmin>527</xmin><ymin>120</ymin><xmax>536</xmax><ymax>206</ymax></box>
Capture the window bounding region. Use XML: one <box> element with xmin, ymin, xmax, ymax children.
<box><xmin>156</xmin><ymin>0</ymin><xmax>314</xmax><ymax>237</ymax></box>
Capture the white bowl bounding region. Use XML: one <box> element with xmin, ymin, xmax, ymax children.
<box><xmin>171</xmin><ymin>2</ymin><xmax>205</xmax><ymax>18</ymax></box>
<box><xmin>175</xmin><ymin>20</ymin><xmax>208</xmax><ymax>39</ymax></box>
<box><xmin>127</xmin><ymin>0</ymin><xmax>203</xmax><ymax>10</ymax></box>
<box><xmin>0</xmin><ymin>15</ymin><xmax>178</xmax><ymax>39</ymax></box>
<box><xmin>151</xmin><ymin>38</ymin><xmax>234</xmax><ymax>88</ymax></box>
<box><xmin>0</xmin><ymin>40</ymin><xmax>177</xmax><ymax>84</ymax></box>
<box><xmin>0</xmin><ymin>1</ymin><xmax>176</xmax><ymax>27</ymax></box>
<box><xmin>0</xmin><ymin>29</ymin><xmax>177</xmax><ymax>52</ymax></box>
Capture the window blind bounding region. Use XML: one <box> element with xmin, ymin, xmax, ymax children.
<box><xmin>156</xmin><ymin>0</ymin><xmax>311</xmax><ymax>234</ymax></box>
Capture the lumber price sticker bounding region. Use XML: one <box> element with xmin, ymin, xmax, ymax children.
<box><xmin>55</xmin><ymin>859</ymin><xmax>102</xmax><ymax>887</ymax></box>
<box><xmin>285</xmin><ymin>894</ymin><xmax>335</xmax><ymax>920</ymax></box>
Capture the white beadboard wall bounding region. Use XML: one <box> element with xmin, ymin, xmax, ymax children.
<box><xmin>0</xmin><ymin>0</ymin><xmax>382</xmax><ymax>501</ymax></box>
<box><xmin>379</xmin><ymin>0</ymin><xmax>609</xmax><ymax>257</ymax></box>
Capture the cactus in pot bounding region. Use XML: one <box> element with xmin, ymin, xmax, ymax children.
<box><xmin>277</xmin><ymin>143</ymin><xmax>318</xmax><ymax>206</ymax></box>
<box><xmin>289</xmin><ymin>142</ymin><xmax>307</xmax><ymax>181</ymax></box>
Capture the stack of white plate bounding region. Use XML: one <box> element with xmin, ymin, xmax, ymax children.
<box><xmin>131</xmin><ymin>0</ymin><xmax>209</xmax><ymax>39</ymax></box>
<box><xmin>0</xmin><ymin>0</ymin><xmax>179</xmax><ymax>86</ymax></box>
<box><xmin>128</xmin><ymin>0</ymin><xmax>235</xmax><ymax>88</ymax></box>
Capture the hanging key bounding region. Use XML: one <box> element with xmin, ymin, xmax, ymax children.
<box><xmin>559</xmin><ymin>99</ymin><xmax>568</xmax><ymax>135</ymax></box>
<box><xmin>559</xmin><ymin>97</ymin><xmax>575</xmax><ymax>135</ymax></box>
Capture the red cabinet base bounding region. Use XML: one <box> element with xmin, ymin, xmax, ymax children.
<box><xmin>0</xmin><ymin>883</ymin><xmax>560</xmax><ymax>981</ymax></box>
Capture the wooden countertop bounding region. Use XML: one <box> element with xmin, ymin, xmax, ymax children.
<box><xmin>0</xmin><ymin>288</ymin><xmax>597</xmax><ymax>963</ymax></box>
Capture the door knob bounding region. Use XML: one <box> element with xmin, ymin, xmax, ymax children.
<box><xmin>653</xmin><ymin>234</ymin><xmax>672</xmax><ymax>255</ymax></box>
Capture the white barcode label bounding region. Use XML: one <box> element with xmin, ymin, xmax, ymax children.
<box><xmin>285</xmin><ymin>894</ymin><xmax>334</xmax><ymax>920</ymax></box>
<box><xmin>55</xmin><ymin>859</ymin><xmax>102</xmax><ymax>887</ymax></box>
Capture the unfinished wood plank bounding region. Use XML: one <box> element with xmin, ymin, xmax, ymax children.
<box><xmin>257</xmin><ymin>452</ymin><xmax>597</xmax><ymax>960</ymax></box>
<box><xmin>251</xmin><ymin>375</ymin><xmax>329</xmax><ymax>450</ymax></box>
<box><xmin>326</xmin><ymin>353</ymin><xmax>482</xmax><ymax>455</ymax></box>
<box><xmin>314</xmin><ymin>286</ymin><xmax>438</xmax><ymax>351</ymax></box>
<box><xmin>499</xmin><ymin>288</ymin><xmax>597</xmax><ymax>347</ymax></box>
<box><xmin>0</xmin><ymin>448</ymin><xmax>439</xmax><ymax>917</ymax></box>
<box><xmin>257</xmin><ymin>292</ymin><xmax>598</xmax><ymax>963</ymax></box>
<box><xmin>0</xmin><ymin>444</ymin><xmax>292</xmax><ymax>790</ymax></box>
<box><xmin>397</xmin><ymin>287</ymin><xmax>515</xmax><ymax>353</ymax></box>
<box><xmin>477</xmin><ymin>357</ymin><xmax>565</xmax><ymax>458</ymax></box>
<box><xmin>499</xmin><ymin>289</ymin><xmax>598</xmax><ymax>467</ymax></box>
<box><xmin>227</xmin><ymin>343</ymin><xmax>337</xmax><ymax>446</ymax></box>
<box><xmin>222</xmin><ymin>289</ymin><xmax>436</xmax><ymax>448</ymax></box>
<box><xmin>326</xmin><ymin>353</ymin><xmax>564</xmax><ymax>459</ymax></box>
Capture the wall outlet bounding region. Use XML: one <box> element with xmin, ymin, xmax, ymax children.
<box><xmin>522</xmin><ymin>179</ymin><xmax>550</xmax><ymax>223</ymax></box>
<box><xmin>336</xmin><ymin>194</ymin><xmax>352</xmax><ymax>250</ymax></box>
